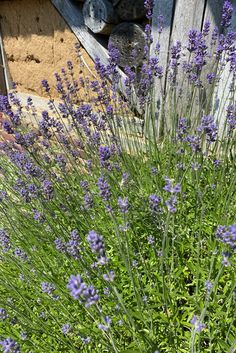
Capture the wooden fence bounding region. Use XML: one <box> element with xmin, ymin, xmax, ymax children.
<box><xmin>1</xmin><ymin>0</ymin><xmax>236</xmax><ymax>135</ymax></box>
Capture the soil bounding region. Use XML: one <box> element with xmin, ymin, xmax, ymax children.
<box><xmin>0</xmin><ymin>0</ymin><xmax>97</xmax><ymax>99</ymax></box>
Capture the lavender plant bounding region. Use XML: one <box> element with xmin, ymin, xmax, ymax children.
<box><xmin>0</xmin><ymin>1</ymin><xmax>235</xmax><ymax>352</ymax></box>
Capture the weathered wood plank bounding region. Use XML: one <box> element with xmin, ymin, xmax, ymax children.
<box><xmin>51</xmin><ymin>0</ymin><xmax>129</xmax><ymax>101</ymax></box>
<box><xmin>211</xmin><ymin>0</ymin><xmax>236</xmax><ymax>135</ymax></box>
<box><xmin>83</xmin><ymin>0</ymin><xmax>118</xmax><ymax>35</ymax></box>
<box><xmin>51</xmin><ymin>0</ymin><xmax>109</xmax><ymax>66</ymax></box>
<box><xmin>0</xmin><ymin>29</ymin><xmax>7</xmax><ymax>95</ymax></box>
<box><xmin>203</xmin><ymin>0</ymin><xmax>224</xmax><ymax>30</ymax></box>
<box><xmin>171</xmin><ymin>0</ymin><xmax>205</xmax><ymax>44</ymax></box>
<box><xmin>150</xmin><ymin>0</ymin><xmax>174</xmax><ymax>137</ymax></box>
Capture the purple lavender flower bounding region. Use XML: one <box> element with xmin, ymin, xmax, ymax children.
<box><xmin>226</xmin><ymin>104</ymin><xmax>236</xmax><ymax>131</ymax></box>
<box><xmin>198</xmin><ymin>115</ymin><xmax>218</xmax><ymax>142</ymax></box>
<box><xmin>149</xmin><ymin>194</ymin><xmax>162</xmax><ymax>213</ymax></box>
<box><xmin>67</xmin><ymin>274</ymin><xmax>99</xmax><ymax>307</ymax></box>
<box><xmin>0</xmin><ymin>338</ymin><xmax>20</xmax><ymax>353</ymax></box>
<box><xmin>33</xmin><ymin>210</ymin><xmax>45</xmax><ymax>223</ymax></box>
<box><xmin>103</xmin><ymin>271</ymin><xmax>115</xmax><ymax>282</ymax></box>
<box><xmin>43</xmin><ymin>180</ymin><xmax>54</xmax><ymax>200</ymax></box>
<box><xmin>94</xmin><ymin>57</ymin><xmax>107</xmax><ymax>80</ymax></box>
<box><xmin>191</xmin><ymin>315</ymin><xmax>206</xmax><ymax>332</ymax></box>
<box><xmin>205</xmin><ymin>280</ymin><xmax>213</xmax><ymax>294</ymax></box>
<box><xmin>213</xmin><ymin>159</ymin><xmax>221</xmax><ymax>168</ymax></box>
<box><xmin>14</xmin><ymin>248</ymin><xmax>27</xmax><ymax>261</ymax></box>
<box><xmin>87</xmin><ymin>231</ymin><xmax>106</xmax><ymax>257</ymax></box>
<box><xmin>185</xmin><ymin>135</ymin><xmax>201</xmax><ymax>152</ymax></box>
<box><xmin>97</xmin><ymin>176</ymin><xmax>111</xmax><ymax>201</ymax></box>
<box><xmin>215</xmin><ymin>224</ymin><xmax>236</xmax><ymax>251</ymax></box>
<box><xmin>54</xmin><ymin>238</ymin><xmax>67</xmax><ymax>253</ymax></box>
<box><xmin>151</xmin><ymin>167</ymin><xmax>158</xmax><ymax>175</ymax></box>
<box><xmin>0</xmin><ymin>229</ymin><xmax>11</xmax><ymax>252</ymax></box>
<box><xmin>121</xmin><ymin>172</ymin><xmax>129</xmax><ymax>187</ymax></box>
<box><xmin>99</xmin><ymin>146</ymin><xmax>111</xmax><ymax>167</ymax></box>
<box><xmin>144</xmin><ymin>0</ymin><xmax>154</xmax><ymax>19</ymax></box>
<box><xmin>169</xmin><ymin>41</ymin><xmax>182</xmax><ymax>83</ymax></box>
<box><xmin>41</xmin><ymin>79</ymin><xmax>50</xmax><ymax>93</ymax></box>
<box><xmin>206</xmin><ymin>73</ymin><xmax>216</xmax><ymax>84</ymax></box>
<box><xmin>157</xmin><ymin>14</ymin><xmax>164</xmax><ymax>33</ymax></box>
<box><xmin>98</xmin><ymin>316</ymin><xmax>112</xmax><ymax>331</ymax></box>
<box><xmin>2</xmin><ymin>121</ymin><xmax>14</xmax><ymax>134</ymax></box>
<box><xmin>163</xmin><ymin>178</ymin><xmax>181</xmax><ymax>194</ymax></box>
<box><xmin>66</xmin><ymin>229</ymin><xmax>81</xmax><ymax>259</ymax></box>
<box><xmin>61</xmin><ymin>324</ymin><xmax>71</xmax><ymax>335</ymax></box>
<box><xmin>83</xmin><ymin>193</ymin><xmax>93</xmax><ymax>210</ymax></box>
<box><xmin>221</xmin><ymin>0</ymin><xmax>233</xmax><ymax>28</ymax></box>
<box><xmin>202</xmin><ymin>20</ymin><xmax>211</xmax><ymax>36</ymax></box>
<box><xmin>41</xmin><ymin>282</ymin><xmax>56</xmax><ymax>296</ymax></box>
<box><xmin>80</xmin><ymin>336</ymin><xmax>91</xmax><ymax>344</ymax></box>
<box><xmin>147</xmin><ymin>235</ymin><xmax>155</xmax><ymax>245</ymax></box>
<box><xmin>118</xmin><ymin>197</ymin><xmax>129</xmax><ymax>213</ymax></box>
<box><xmin>165</xmin><ymin>196</ymin><xmax>177</xmax><ymax>213</ymax></box>
<box><xmin>177</xmin><ymin>118</ymin><xmax>189</xmax><ymax>140</ymax></box>
<box><xmin>0</xmin><ymin>308</ymin><xmax>8</xmax><ymax>321</ymax></box>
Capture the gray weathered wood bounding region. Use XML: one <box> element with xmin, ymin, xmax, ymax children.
<box><xmin>83</xmin><ymin>0</ymin><xmax>118</xmax><ymax>35</ymax></box>
<box><xmin>171</xmin><ymin>0</ymin><xmax>205</xmax><ymax>45</ymax></box>
<box><xmin>115</xmin><ymin>0</ymin><xmax>146</xmax><ymax>21</ymax></box>
<box><xmin>52</xmin><ymin>0</ymin><xmax>109</xmax><ymax>66</ymax></box>
<box><xmin>165</xmin><ymin>0</ymin><xmax>206</xmax><ymax>131</ymax></box>
<box><xmin>0</xmin><ymin>29</ymin><xmax>7</xmax><ymax>95</ymax></box>
<box><xmin>51</xmin><ymin>0</ymin><xmax>136</xmax><ymax>107</ymax></box>
<box><xmin>211</xmin><ymin>0</ymin><xmax>236</xmax><ymax>135</ymax></box>
<box><xmin>109</xmin><ymin>22</ymin><xmax>145</xmax><ymax>67</ymax></box>
<box><xmin>203</xmin><ymin>0</ymin><xmax>224</xmax><ymax>31</ymax></box>
<box><xmin>150</xmin><ymin>0</ymin><xmax>174</xmax><ymax>137</ymax></box>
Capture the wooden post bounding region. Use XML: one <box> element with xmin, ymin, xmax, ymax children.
<box><xmin>108</xmin><ymin>22</ymin><xmax>146</xmax><ymax>67</ymax></box>
<box><xmin>0</xmin><ymin>29</ymin><xmax>7</xmax><ymax>96</ymax></box>
<box><xmin>83</xmin><ymin>0</ymin><xmax>118</xmax><ymax>35</ymax></box>
<box><xmin>150</xmin><ymin>0</ymin><xmax>174</xmax><ymax>137</ymax></box>
<box><xmin>206</xmin><ymin>0</ymin><xmax>236</xmax><ymax>136</ymax></box>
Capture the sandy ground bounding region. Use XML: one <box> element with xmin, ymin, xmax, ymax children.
<box><xmin>0</xmin><ymin>0</ymin><xmax>97</xmax><ymax>99</ymax></box>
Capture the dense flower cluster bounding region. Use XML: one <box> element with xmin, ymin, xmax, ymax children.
<box><xmin>0</xmin><ymin>338</ymin><xmax>20</xmax><ymax>353</ymax></box>
<box><xmin>0</xmin><ymin>229</ymin><xmax>10</xmax><ymax>252</ymax></box>
<box><xmin>67</xmin><ymin>274</ymin><xmax>99</xmax><ymax>307</ymax></box>
<box><xmin>215</xmin><ymin>224</ymin><xmax>236</xmax><ymax>251</ymax></box>
<box><xmin>0</xmin><ymin>1</ymin><xmax>235</xmax><ymax>352</ymax></box>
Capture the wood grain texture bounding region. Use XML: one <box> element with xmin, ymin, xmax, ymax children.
<box><xmin>0</xmin><ymin>29</ymin><xmax>7</xmax><ymax>95</ymax></box>
<box><xmin>83</xmin><ymin>0</ymin><xmax>118</xmax><ymax>35</ymax></box>
<box><xmin>211</xmin><ymin>0</ymin><xmax>236</xmax><ymax>135</ymax></box>
<box><xmin>171</xmin><ymin>0</ymin><xmax>205</xmax><ymax>45</ymax></box>
<box><xmin>109</xmin><ymin>22</ymin><xmax>145</xmax><ymax>67</ymax></box>
<box><xmin>150</xmin><ymin>0</ymin><xmax>174</xmax><ymax>136</ymax></box>
<box><xmin>51</xmin><ymin>0</ymin><xmax>129</xmax><ymax>101</ymax></box>
<box><xmin>203</xmin><ymin>0</ymin><xmax>224</xmax><ymax>30</ymax></box>
<box><xmin>51</xmin><ymin>0</ymin><xmax>108</xmax><ymax>65</ymax></box>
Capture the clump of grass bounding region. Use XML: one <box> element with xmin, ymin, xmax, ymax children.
<box><xmin>0</xmin><ymin>1</ymin><xmax>235</xmax><ymax>352</ymax></box>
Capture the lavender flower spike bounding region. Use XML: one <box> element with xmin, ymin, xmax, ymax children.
<box><xmin>67</xmin><ymin>274</ymin><xmax>99</xmax><ymax>307</ymax></box>
<box><xmin>221</xmin><ymin>0</ymin><xmax>233</xmax><ymax>28</ymax></box>
<box><xmin>118</xmin><ymin>197</ymin><xmax>129</xmax><ymax>213</ymax></box>
<box><xmin>0</xmin><ymin>338</ymin><xmax>20</xmax><ymax>353</ymax></box>
<box><xmin>191</xmin><ymin>315</ymin><xmax>206</xmax><ymax>332</ymax></box>
<box><xmin>87</xmin><ymin>231</ymin><xmax>105</xmax><ymax>256</ymax></box>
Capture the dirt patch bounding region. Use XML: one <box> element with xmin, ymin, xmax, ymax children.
<box><xmin>0</xmin><ymin>0</ymin><xmax>97</xmax><ymax>99</ymax></box>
